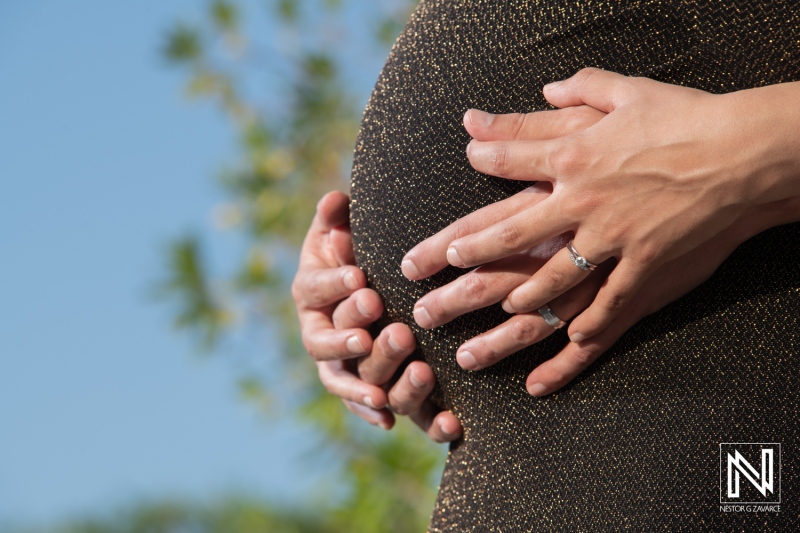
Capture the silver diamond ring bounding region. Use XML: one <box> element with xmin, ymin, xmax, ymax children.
<box><xmin>538</xmin><ymin>305</ymin><xmax>566</xmax><ymax>330</ymax></box>
<box><xmin>567</xmin><ymin>240</ymin><xmax>598</xmax><ymax>271</ymax></box>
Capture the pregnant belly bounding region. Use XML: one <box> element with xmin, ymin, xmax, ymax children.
<box><xmin>348</xmin><ymin>0</ymin><xmax>713</xmax><ymax>412</ymax></box>
<box><xmin>349</xmin><ymin>2</ymin><xmax>800</xmax><ymax>530</ymax></box>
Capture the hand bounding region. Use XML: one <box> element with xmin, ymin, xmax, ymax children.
<box><xmin>403</xmin><ymin>70</ymin><xmax>800</xmax><ymax>395</ymax></box>
<box><xmin>403</xmin><ymin>104</ymin><xmax>608</xmax><ymax>334</ymax></box>
<box><xmin>409</xmin><ymin>68</ymin><xmax>788</xmax><ymax>346</ymax></box>
<box><xmin>292</xmin><ymin>191</ymin><xmax>462</xmax><ymax>441</ymax></box>
<box><xmin>401</xmin><ymin>105</ymin><xmax>610</xmax><ymax>382</ymax></box>
<box><xmin>522</xmin><ymin>195</ymin><xmax>800</xmax><ymax>396</ymax></box>
<box><xmin>408</xmin><ymin>190</ymin><xmax>799</xmax><ymax>396</ymax></box>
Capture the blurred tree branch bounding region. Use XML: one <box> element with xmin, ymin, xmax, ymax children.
<box><xmin>154</xmin><ymin>2</ymin><xmax>447</xmax><ymax>532</ymax></box>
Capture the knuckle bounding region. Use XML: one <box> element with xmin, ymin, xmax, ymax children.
<box><xmin>305</xmin><ymin>276</ymin><xmax>327</xmax><ymax>306</ymax></box>
<box><xmin>491</xmin><ymin>145</ymin><xmax>509</xmax><ymax>176</ymax></box>
<box><xmin>550</xmin><ymin>142</ymin><xmax>583</xmax><ymax>176</ymax></box>
<box><xmin>509</xmin><ymin>318</ymin><xmax>538</xmax><ymax>345</ymax></box>
<box><xmin>560</xmin><ymin>191</ymin><xmax>599</xmax><ymax>221</ymax></box>
<box><xmin>509</xmin><ymin>113</ymin><xmax>527</xmax><ymax>139</ymax></box>
<box><xmin>301</xmin><ymin>334</ymin><xmax>319</xmax><ymax>359</ymax></box>
<box><xmin>462</xmin><ymin>273</ymin><xmax>488</xmax><ymax>302</ymax></box>
<box><xmin>542</xmin><ymin>266</ymin><xmax>570</xmax><ymax>291</ymax></box>
<box><xmin>570</xmin><ymin>106</ymin><xmax>601</xmax><ymax>129</ymax></box>
<box><xmin>316</xmin><ymin>367</ymin><xmax>334</xmax><ymax>391</ymax></box>
<box><xmin>302</xmin><ymin>332</ymin><xmax>329</xmax><ymax>361</ymax></box>
<box><xmin>632</xmin><ymin>243</ymin><xmax>660</xmax><ymax>266</ymax></box>
<box><xmin>389</xmin><ymin>394</ymin><xmax>413</xmax><ymax>416</ymax></box>
<box><xmin>575</xmin><ymin>67</ymin><xmax>601</xmax><ymax>87</ymax></box>
<box><xmin>570</xmin><ymin>344</ymin><xmax>599</xmax><ymax>366</ymax></box>
<box><xmin>290</xmin><ymin>276</ymin><xmax>303</xmax><ymax>303</ymax></box>
<box><xmin>601</xmin><ymin>289</ymin><xmax>628</xmax><ymax>312</ymax></box>
<box><xmin>496</xmin><ymin>221</ymin><xmax>523</xmax><ymax>251</ymax></box>
<box><xmin>452</xmin><ymin>217</ymin><xmax>475</xmax><ymax>240</ymax></box>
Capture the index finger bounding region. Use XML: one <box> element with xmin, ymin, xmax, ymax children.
<box><xmin>401</xmin><ymin>183</ymin><xmax>552</xmax><ymax>280</ymax></box>
<box><xmin>446</xmin><ymin>196</ymin><xmax>570</xmax><ymax>269</ymax></box>
<box><xmin>464</xmin><ymin>105</ymin><xmax>605</xmax><ymax>142</ymax></box>
<box><xmin>298</xmin><ymin>191</ymin><xmax>351</xmax><ymax>270</ymax></box>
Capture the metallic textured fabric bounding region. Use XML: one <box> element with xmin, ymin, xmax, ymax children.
<box><xmin>349</xmin><ymin>1</ymin><xmax>800</xmax><ymax>530</ymax></box>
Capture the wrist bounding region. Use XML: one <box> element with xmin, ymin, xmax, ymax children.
<box><xmin>729</xmin><ymin>195</ymin><xmax>800</xmax><ymax>246</ymax></box>
<box><xmin>723</xmin><ymin>82</ymin><xmax>800</xmax><ymax>206</ymax></box>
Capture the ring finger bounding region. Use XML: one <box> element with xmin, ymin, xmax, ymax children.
<box><xmin>456</xmin><ymin>269</ymin><xmax>607</xmax><ymax>371</ymax></box>
<box><xmin>502</xmin><ymin>243</ymin><xmax>605</xmax><ymax>314</ymax></box>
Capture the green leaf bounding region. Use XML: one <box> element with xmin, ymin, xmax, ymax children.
<box><xmin>210</xmin><ymin>0</ymin><xmax>239</xmax><ymax>32</ymax></box>
<box><xmin>162</xmin><ymin>23</ymin><xmax>203</xmax><ymax>63</ymax></box>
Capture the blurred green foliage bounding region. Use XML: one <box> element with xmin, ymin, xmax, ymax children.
<box><xmin>157</xmin><ymin>1</ymin><xmax>442</xmax><ymax>532</ymax></box>
<box><xmin>3</xmin><ymin>2</ymin><xmax>451</xmax><ymax>533</ymax></box>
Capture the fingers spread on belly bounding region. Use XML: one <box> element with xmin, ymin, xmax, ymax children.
<box><xmin>463</xmin><ymin>106</ymin><xmax>605</xmax><ymax>143</ymax></box>
<box><xmin>401</xmin><ymin>185</ymin><xmax>550</xmax><ymax>280</ymax></box>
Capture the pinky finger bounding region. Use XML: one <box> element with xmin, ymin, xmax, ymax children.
<box><xmin>567</xmin><ymin>259</ymin><xmax>648</xmax><ymax>343</ymax></box>
<box><xmin>408</xmin><ymin>402</ymin><xmax>464</xmax><ymax>443</ymax></box>
<box><xmin>428</xmin><ymin>410</ymin><xmax>463</xmax><ymax>443</ymax></box>
<box><xmin>343</xmin><ymin>400</ymin><xmax>395</xmax><ymax>430</ymax></box>
<box><xmin>317</xmin><ymin>361</ymin><xmax>388</xmax><ymax>408</ymax></box>
<box><xmin>525</xmin><ymin>301</ymin><xmax>642</xmax><ymax>396</ymax></box>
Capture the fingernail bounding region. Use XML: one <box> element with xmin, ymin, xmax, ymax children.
<box><xmin>439</xmin><ymin>419</ymin><xmax>456</xmax><ymax>437</ymax></box>
<box><xmin>363</xmin><ymin>396</ymin><xmax>377</xmax><ymax>409</ymax></box>
<box><xmin>457</xmin><ymin>350</ymin><xmax>478</xmax><ymax>370</ymax></box>
<box><xmin>343</xmin><ymin>271</ymin><xmax>358</xmax><ymax>290</ymax></box>
<box><xmin>466</xmin><ymin>139</ymin><xmax>474</xmax><ymax>157</ymax></box>
<box><xmin>387</xmin><ymin>334</ymin><xmax>403</xmax><ymax>353</ymax></box>
<box><xmin>409</xmin><ymin>369</ymin><xmax>425</xmax><ymax>388</ymax></box>
<box><xmin>401</xmin><ymin>258</ymin><xmax>420</xmax><ymax>279</ymax></box>
<box><xmin>528</xmin><ymin>383</ymin><xmax>548</xmax><ymax>396</ymax></box>
<box><xmin>501</xmin><ymin>298</ymin><xmax>515</xmax><ymax>313</ymax></box>
<box><xmin>570</xmin><ymin>332</ymin><xmax>586</xmax><ymax>343</ymax></box>
<box><xmin>379</xmin><ymin>421</ymin><xmax>392</xmax><ymax>430</ymax></box>
<box><xmin>347</xmin><ymin>335</ymin><xmax>366</xmax><ymax>354</ymax></box>
<box><xmin>543</xmin><ymin>80</ymin><xmax>562</xmax><ymax>92</ymax></box>
<box><xmin>447</xmin><ymin>247</ymin><xmax>464</xmax><ymax>267</ymax></box>
<box><xmin>469</xmin><ymin>109</ymin><xmax>494</xmax><ymax>127</ymax></box>
<box><xmin>355</xmin><ymin>297</ymin><xmax>371</xmax><ymax>317</ymax></box>
<box><xmin>414</xmin><ymin>306</ymin><xmax>433</xmax><ymax>328</ymax></box>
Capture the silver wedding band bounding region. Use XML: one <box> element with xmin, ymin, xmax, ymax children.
<box><xmin>567</xmin><ymin>240</ymin><xmax>598</xmax><ymax>271</ymax></box>
<box><xmin>538</xmin><ymin>305</ymin><xmax>566</xmax><ymax>330</ymax></box>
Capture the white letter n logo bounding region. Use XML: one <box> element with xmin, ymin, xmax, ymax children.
<box><xmin>727</xmin><ymin>448</ymin><xmax>774</xmax><ymax>498</ymax></box>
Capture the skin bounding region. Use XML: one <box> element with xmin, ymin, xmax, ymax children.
<box><xmin>294</xmin><ymin>67</ymin><xmax>800</xmax><ymax>436</ymax></box>
<box><xmin>403</xmin><ymin>68</ymin><xmax>800</xmax><ymax>397</ymax></box>
<box><xmin>291</xmin><ymin>191</ymin><xmax>462</xmax><ymax>442</ymax></box>
<box><xmin>291</xmin><ymin>103</ymin><xmax>611</xmax><ymax>439</ymax></box>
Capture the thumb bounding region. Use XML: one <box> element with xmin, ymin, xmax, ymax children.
<box><xmin>330</xmin><ymin>226</ymin><xmax>356</xmax><ymax>266</ymax></box>
<box><xmin>316</xmin><ymin>191</ymin><xmax>351</xmax><ymax>230</ymax></box>
<box><xmin>543</xmin><ymin>67</ymin><xmax>631</xmax><ymax>113</ymax></box>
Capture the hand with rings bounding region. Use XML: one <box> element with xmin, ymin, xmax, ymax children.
<box><xmin>402</xmin><ymin>68</ymin><xmax>800</xmax><ymax>396</ymax></box>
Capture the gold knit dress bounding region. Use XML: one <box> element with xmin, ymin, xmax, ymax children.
<box><xmin>350</xmin><ymin>1</ymin><xmax>800</xmax><ymax>530</ymax></box>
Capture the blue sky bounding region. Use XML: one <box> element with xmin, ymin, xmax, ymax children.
<box><xmin>0</xmin><ymin>0</ymin><xmax>393</xmax><ymax>527</ymax></box>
